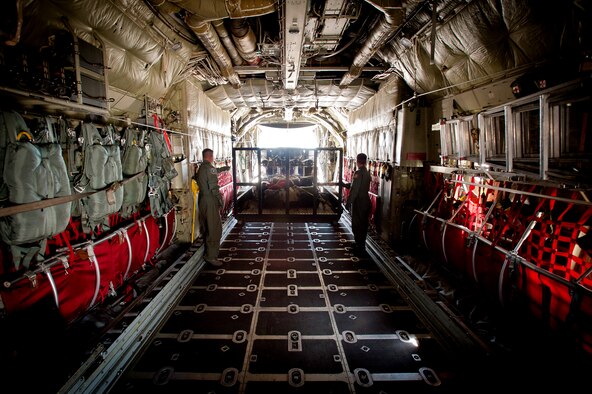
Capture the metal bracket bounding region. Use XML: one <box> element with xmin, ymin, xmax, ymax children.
<box><xmin>507</xmin><ymin>252</ymin><xmax>518</xmax><ymax>281</ymax></box>
<box><xmin>465</xmin><ymin>232</ymin><xmax>475</xmax><ymax>248</ymax></box>
<box><xmin>288</xmin><ymin>330</ymin><xmax>302</xmax><ymax>352</ymax></box>
<box><xmin>108</xmin><ymin>281</ymin><xmax>116</xmax><ymax>297</ymax></box>
<box><xmin>24</xmin><ymin>271</ymin><xmax>38</xmax><ymax>288</ymax></box>
<box><xmin>59</xmin><ymin>256</ymin><xmax>70</xmax><ymax>275</ymax></box>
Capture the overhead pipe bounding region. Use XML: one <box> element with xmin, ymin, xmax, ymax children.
<box><xmin>229</xmin><ymin>18</ymin><xmax>260</xmax><ymax>65</ymax></box>
<box><xmin>339</xmin><ymin>0</ymin><xmax>404</xmax><ymax>87</ymax></box>
<box><xmin>212</xmin><ymin>20</ymin><xmax>245</xmax><ymax>66</ymax></box>
<box><xmin>429</xmin><ymin>0</ymin><xmax>437</xmax><ymax>65</ymax></box>
<box><xmin>148</xmin><ymin>0</ymin><xmax>276</xmax><ymax>86</ymax></box>
<box><xmin>147</xmin><ymin>0</ymin><xmax>183</xmax><ymax>14</ymax></box>
<box><xmin>185</xmin><ymin>15</ymin><xmax>242</xmax><ymax>88</ymax></box>
<box><xmin>168</xmin><ymin>0</ymin><xmax>276</xmax><ymax>20</ymax></box>
<box><xmin>147</xmin><ymin>0</ymin><xmax>241</xmax><ymax>86</ymax></box>
<box><xmin>4</xmin><ymin>0</ymin><xmax>23</xmax><ymax>46</ymax></box>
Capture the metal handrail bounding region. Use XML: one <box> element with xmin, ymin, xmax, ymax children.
<box><xmin>445</xmin><ymin>179</ymin><xmax>592</xmax><ymax>207</ymax></box>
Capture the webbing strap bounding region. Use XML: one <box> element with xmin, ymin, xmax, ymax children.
<box><xmin>87</xmin><ymin>245</ymin><xmax>101</xmax><ymax>308</ymax></box>
<box><xmin>520</xmin><ymin>195</ymin><xmax>592</xmax><ymax>283</ymax></box>
<box><xmin>449</xmin><ymin>177</ymin><xmax>474</xmax><ymax>225</ymax></box>
<box><xmin>155</xmin><ymin>210</ymin><xmax>170</xmax><ymax>255</ymax></box>
<box><xmin>11</xmin><ymin>244</ymin><xmax>41</xmax><ymax>271</ymax></box>
<box><xmin>490</xmin><ymin>183</ymin><xmax>537</xmax><ymax>249</ymax></box>
<box><xmin>121</xmin><ymin>229</ymin><xmax>133</xmax><ymax>280</ymax></box>
<box><xmin>141</xmin><ymin>219</ymin><xmax>151</xmax><ymax>266</ymax></box>
<box><xmin>58</xmin><ymin>230</ymin><xmax>75</xmax><ymax>261</ymax></box>
<box><xmin>40</xmin><ymin>263</ymin><xmax>59</xmax><ymax>309</ymax></box>
<box><xmin>571</xmin><ymin>208</ymin><xmax>592</xmax><ymax>284</ymax></box>
<box><xmin>151</xmin><ymin>114</ymin><xmax>172</xmax><ymax>154</ymax></box>
<box><xmin>69</xmin><ymin>217</ymin><xmax>81</xmax><ymax>241</ymax></box>
<box><xmin>170</xmin><ymin>209</ymin><xmax>177</xmax><ymax>246</ymax></box>
<box><xmin>0</xmin><ymin>171</ymin><xmax>144</xmax><ymax>219</ymax></box>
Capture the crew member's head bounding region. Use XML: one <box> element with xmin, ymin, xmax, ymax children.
<box><xmin>202</xmin><ymin>148</ymin><xmax>214</xmax><ymax>163</ymax></box>
<box><xmin>356</xmin><ymin>153</ymin><xmax>367</xmax><ymax>167</ymax></box>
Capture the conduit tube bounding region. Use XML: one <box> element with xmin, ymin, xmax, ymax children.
<box><xmin>340</xmin><ymin>0</ymin><xmax>404</xmax><ymax>87</ymax></box>
<box><xmin>185</xmin><ymin>16</ymin><xmax>242</xmax><ymax>88</ymax></box>
<box><xmin>213</xmin><ymin>20</ymin><xmax>245</xmax><ymax>66</ymax></box>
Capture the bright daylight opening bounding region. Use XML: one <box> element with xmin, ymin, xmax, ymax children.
<box><xmin>257</xmin><ymin>124</ymin><xmax>318</xmax><ymax>148</ymax></box>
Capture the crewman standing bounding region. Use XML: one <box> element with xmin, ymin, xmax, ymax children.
<box><xmin>346</xmin><ymin>153</ymin><xmax>372</xmax><ymax>253</ymax></box>
<box><xmin>196</xmin><ymin>148</ymin><xmax>225</xmax><ymax>266</ymax></box>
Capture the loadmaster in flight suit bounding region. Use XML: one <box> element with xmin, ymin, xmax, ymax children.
<box><xmin>345</xmin><ymin>153</ymin><xmax>371</xmax><ymax>253</ymax></box>
<box><xmin>195</xmin><ymin>148</ymin><xmax>228</xmax><ymax>266</ymax></box>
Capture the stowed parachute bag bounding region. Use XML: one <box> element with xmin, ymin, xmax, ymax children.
<box><xmin>122</xmin><ymin>174</ymin><xmax>148</xmax><ymax>218</ymax></box>
<box><xmin>0</xmin><ymin>111</ymin><xmax>10</xmax><ymax>202</ymax></box>
<box><xmin>121</xmin><ymin>127</ymin><xmax>148</xmax><ymax>218</ymax></box>
<box><xmin>76</xmin><ymin>123</ymin><xmax>123</xmax><ymax>233</ymax></box>
<box><xmin>54</xmin><ymin>117</ymin><xmax>81</xmax><ymax>177</ymax></box>
<box><xmin>55</xmin><ymin>117</ymin><xmax>84</xmax><ymax>217</ymax></box>
<box><xmin>122</xmin><ymin>127</ymin><xmax>148</xmax><ymax>175</ymax></box>
<box><xmin>0</xmin><ymin>111</ymin><xmax>72</xmax><ymax>270</ymax></box>
<box><xmin>147</xmin><ymin>130</ymin><xmax>177</xmax><ymax>218</ymax></box>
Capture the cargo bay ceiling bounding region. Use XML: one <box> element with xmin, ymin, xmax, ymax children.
<box><xmin>7</xmin><ymin>0</ymin><xmax>586</xmax><ymax>137</ymax></box>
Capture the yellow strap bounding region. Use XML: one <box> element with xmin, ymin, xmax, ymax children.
<box><xmin>16</xmin><ymin>130</ymin><xmax>32</xmax><ymax>142</ymax></box>
<box><xmin>191</xmin><ymin>179</ymin><xmax>199</xmax><ymax>241</ymax></box>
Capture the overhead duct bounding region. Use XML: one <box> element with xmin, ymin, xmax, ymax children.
<box><xmin>149</xmin><ymin>0</ymin><xmax>277</xmax><ymax>86</ymax></box>
<box><xmin>212</xmin><ymin>20</ymin><xmax>245</xmax><ymax>66</ymax></box>
<box><xmin>147</xmin><ymin>0</ymin><xmax>182</xmax><ymax>14</ymax></box>
<box><xmin>339</xmin><ymin>0</ymin><xmax>404</xmax><ymax>87</ymax></box>
<box><xmin>229</xmin><ymin>18</ymin><xmax>260</xmax><ymax>65</ymax></box>
<box><xmin>185</xmin><ymin>15</ymin><xmax>242</xmax><ymax>88</ymax></box>
<box><xmin>167</xmin><ymin>0</ymin><xmax>277</xmax><ymax>20</ymax></box>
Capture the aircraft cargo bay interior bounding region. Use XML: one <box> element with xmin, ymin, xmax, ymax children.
<box><xmin>0</xmin><ymin>1</ymin><xmax>590</xmax><ymax>393</ymax></box>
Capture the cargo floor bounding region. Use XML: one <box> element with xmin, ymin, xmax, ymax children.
<box><xmin>111</xmin><ymin>221</ymin><xmax>484</xmax><ymax>393</ymax></box>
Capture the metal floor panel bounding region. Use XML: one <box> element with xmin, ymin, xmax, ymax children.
<box><xmin>111</xmin><ymin>221</ymin><xmax>478</xmax><ymax>393</ymax></box>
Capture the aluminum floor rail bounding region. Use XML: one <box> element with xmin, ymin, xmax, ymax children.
<box><xmin>59</xmin><ymin>217</ymin><xmax>238</xmax><ymax>394</ymax></box>
<box><xmin>340</xmin><ymin>213</ymin><xmax>486</xmax><ymax>359</ymax></box>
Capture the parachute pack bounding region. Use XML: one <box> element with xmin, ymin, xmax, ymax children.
<box><xmin>75</xmin><ymin>123</ymin><xmax>124</xmax><ymax>234</ymax></box>
<box><xmin>147</xmin><ymin>129</ymin><xmax>177</xmax><ymax>218</ymax></box>
<box><xmin>0</xmin><ymin>108</ymin><xmax>179</xmax><ymax>270</ymax></box>
<box><xmin>121</xmin><ymin>127</ymin><xmax>148</xmax><ymax>218</ymax></box>
<box><xmin>0</xmin><ymin>110</ymin><xmax>71</xmax><ymax>269</ymax></box>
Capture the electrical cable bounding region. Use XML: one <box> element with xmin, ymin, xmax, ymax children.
<box><xmin>142</xmin><ymin>0</ymin><xmax>199</xmax><ymax>45</ymax></box>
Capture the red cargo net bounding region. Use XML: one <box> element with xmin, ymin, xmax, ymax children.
<box><xmin>218</xmin><ymin>168</ymin><xmax>234</xmax><ymax>216</ymax></box>
<box><xmin>521</xmin><ymin>196</ymin><xmax>592</xmax><ymax>288</ymax></box>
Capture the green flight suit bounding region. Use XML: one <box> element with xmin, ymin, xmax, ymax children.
<box><xmin>196</xmin><ymin>161</ymin><xmax>224</xmax><ymax>262</ymax></box>
<box><xmin>347</xmin><ymin>166</ymin><xmax>371</xmax><ymax>248</ymax></box>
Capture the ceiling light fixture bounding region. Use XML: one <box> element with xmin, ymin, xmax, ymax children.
<box><xmin>400</xmin><ymin>36</ymin><xmax>413</xmax><ymax>49</ymax></box>
<box><xmin>284</xmin><ymin>107</ymin><xmax>294</xmax><ymax>122</ymax></box>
